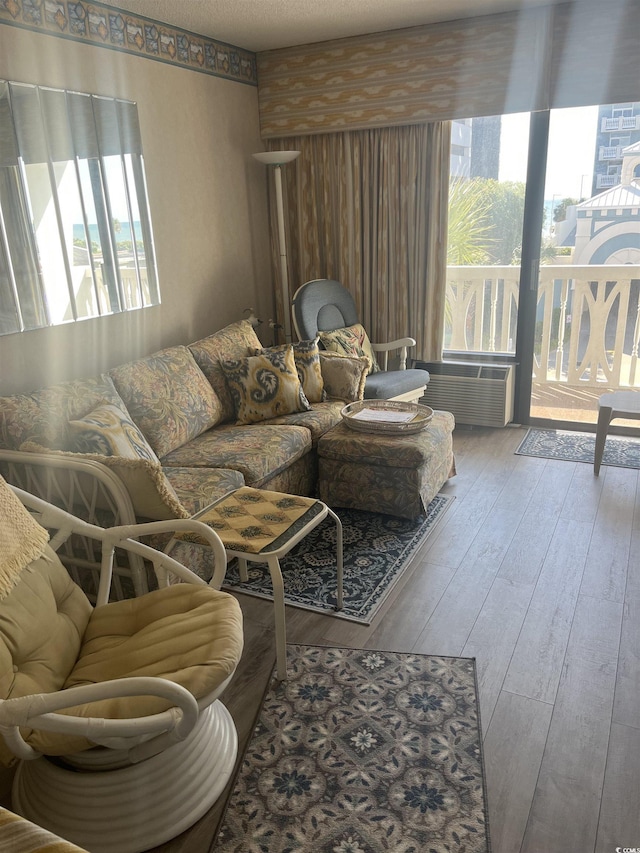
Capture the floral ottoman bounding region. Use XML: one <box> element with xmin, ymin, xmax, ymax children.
<box><xmin>316</xmin><ymin>410</ymin><xmax>455</xmax><ymax>519</ymax></box>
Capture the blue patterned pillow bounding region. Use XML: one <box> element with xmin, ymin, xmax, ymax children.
<box><xmin>68</xmin><ymin>403</ymin><xmax>159</xmax><ymax>462</ymax></box>
<box><xmin>222</xmin><ymin>347</ymin><xmax>311</xmax><ymax>425</ymax></box>
<box><xmin>253</xmin><ymin>338</ymin><xmax>325</xmax><ymax>403</ymax></box>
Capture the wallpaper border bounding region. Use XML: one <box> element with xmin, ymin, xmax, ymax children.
<box><xmin>0</xmin><ymin>0</ymin><xmax>257</xmax><ymax>86</ymax></box>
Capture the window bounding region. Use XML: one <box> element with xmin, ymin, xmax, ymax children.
<box><xmin>0</xmin><ymin>81</ymin><xmax>159</xmax><ymax>336</ymax></box>
<box><xmin>612</xmin><ymin>104</ymin><xmax>634</xmax><ymax>117</ymax></box>
<box><xmin>445</xmin><ymin>112</ymin><xmax>530</xmax><ymax>355</ymax></box>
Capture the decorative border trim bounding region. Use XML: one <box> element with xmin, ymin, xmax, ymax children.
<box><xmin>0</xmin><ymin>0</ymin><xmax>257</xmax><ymax>85</ymax></box>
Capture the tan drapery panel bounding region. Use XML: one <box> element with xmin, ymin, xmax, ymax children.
<box><xmin>267</xmin><ymin>123</ymin><xmax>450</xmax><ymax>362</ymax></box>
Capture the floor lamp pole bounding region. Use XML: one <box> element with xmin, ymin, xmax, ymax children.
<box><xmin>253</xmin><ymin>150</ymin><xmax>300</xmax><ymax>346</ymax></box>
<box><xmin>272</xmin><ymin>163</ymin><xmax>292</xmax><ymax>344</ymax></box>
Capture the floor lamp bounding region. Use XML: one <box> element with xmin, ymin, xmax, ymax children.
<box><xmin>253</xmin><ymin>150</ymin><xmax>300</xmax><ymax>344</ymax></box>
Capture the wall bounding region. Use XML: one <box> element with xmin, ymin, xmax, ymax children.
<box><xmin>0</xmin><ymin>24</ymin><xmax>272</xmax><ymax>394</ymax></box>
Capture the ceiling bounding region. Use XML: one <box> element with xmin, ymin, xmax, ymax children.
<box><xmin>99</xmin><ymin>0</ymin><xmax>574</xmax><ymax>52</ymax></box>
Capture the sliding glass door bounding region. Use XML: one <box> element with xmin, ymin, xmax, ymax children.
<box><xmin>530</xmin><ymin>103</ymin><xmax>640</xmax><ymax>426</ymax></box>
<box><xmin>445</xmin><ymin>101</ymin><xmax>640</xmax><ymax>429</ymax></box>
<box><xmin>445</xmin><ymin>113</ymin><xmax>530</xmax><ymax>357</ymax></box>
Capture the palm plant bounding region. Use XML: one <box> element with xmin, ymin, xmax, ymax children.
<box><xmin>446</xmin><ymin>178</ymin><xmax>492</xmax><ymax>266</ymax></box>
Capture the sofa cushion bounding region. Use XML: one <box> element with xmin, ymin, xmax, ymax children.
<box><xmin>254</xmin><ymin>338</ymin><xmax>324</xmax><ymax>404</ymax></box>
<box><xmin>222</xmin><ymin>347</ymin><xmax>311</xmax><ymax>425</ymax></box>
<box><xmin>110</xmin><ymin>346</ymin><xmax>223</xmax><ymax>458</ymax></box>
<box><xmin>189</xmin><ymin>320</ymin><xmax>263</xmax><ymax>424</ymax></box>
<box><xmin>159</xmin><ymin>423</ymin><xmax>311</xmax><ymax>487</ymax></box>
<box><xmin>68</xmin><ymin>402</ymin><xmax>159</xmax><ymax>462</ymax></box>
<box><xmin>319</xmin><ymin>323</ymin><xmax>380</xmax><ymax>374</ymax></box>
<box><xmin>0</xmin><ymin>374</ymin><xmax>127</xmax><ymax>451</ymax></box>
<box><xmin>256</xmin><ymin>401</ymin><xmax>344</xmax><ymax>445</ymax></box>
<box><xmin>319</xmin><ymin>352</ymin><xmax>370</xmax><ymax>402</ymax></box>
<box><xmin>163</xmin><ymin>466</ymin><xmax>245</xmax><ymax>516</ymax></box>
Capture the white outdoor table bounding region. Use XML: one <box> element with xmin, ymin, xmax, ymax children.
<box><xmin>594</xmin><ymin>391</ymin><xmax>640</xmax><ymax>475</ymax></box>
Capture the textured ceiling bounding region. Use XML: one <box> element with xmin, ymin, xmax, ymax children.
<box><xmin>98</xmin><ymin>0</ymin><xmax>572</xmax><ymax>52</ymax></box>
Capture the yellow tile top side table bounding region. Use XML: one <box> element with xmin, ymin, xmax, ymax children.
<box><xmin>174</xmin><ymin>487</ymin><xmax>343</xmax><ymax>680</ymax></box>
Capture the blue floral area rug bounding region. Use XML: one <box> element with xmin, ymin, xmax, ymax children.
<box><xmin>215</xmin><ymin>645</ymin><xmax>491</xmax><ymax>853</ymax></box>
<box><xmin>516</xmin><ymin>427</ymin><xmax>640</xmax><ymax>469</ymax></box>
<box><xmin>221</xmin><ymin>495</ymin><xmax>453</xmax><ymax>625</ymax></box>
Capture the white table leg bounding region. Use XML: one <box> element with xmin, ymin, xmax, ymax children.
<box><xmin>267</xmin><ymin>554</ymin><xmax>287</xmax><ymax>680</ymax></box>
<box><xmin>594</xmin><ymin>404</ymin><xmax>613</xmax><ymax>475</ymax></box>
<box><xmin>238</xmin><ymin>557</ymin><xmax>249</xmax><ymax>582</ymax></box>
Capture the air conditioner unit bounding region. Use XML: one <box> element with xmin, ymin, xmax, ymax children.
<box><xmin>417</xmin><ymin>361</ymin><xmax>515</xmax><ymax>427</ymax></box>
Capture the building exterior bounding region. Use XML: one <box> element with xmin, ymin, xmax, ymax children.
<box><xmin>575</xmin><ymin>140</ymin><xmax>640</xmax><ymax>264</ymax></box>
<box><xmin>470</xmin><ymin>115</ymin><xmax>501</xmax><ymax>180</ymax></box>
<box><xmin>450</xmin><ymin>115</ymin><xmax>502</xmax><ymax>180</ymax></box>
<box><xmin>451</xmin><ymin>119</ymin><xmax>472</xmax><ymax>177</ymax></box>
<box><xmin>592</xmin><ymin>102</ymin><xmax>640</xmax><ymax>194</ymax></box>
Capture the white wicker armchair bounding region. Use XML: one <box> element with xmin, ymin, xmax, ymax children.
<box><xmin>0</xmin><ymin>448</ymin><xmax>147</xmax><ymax>597</ymax></box>
<box><xmin>0</xmin><ymin>480</ymin><xmax>243</xmax><ymax>853</ymax></box>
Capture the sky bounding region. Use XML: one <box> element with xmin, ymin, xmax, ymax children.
<box><xmin>499</xmin><ymin>105</ymin><xmax>600</xmax><ymax>200</ymax></box>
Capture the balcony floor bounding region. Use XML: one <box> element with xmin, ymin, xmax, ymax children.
<box><xmin>530</xmin><ymin>381</ymin><xmax>640</xmax><ymax>429</ymax></box>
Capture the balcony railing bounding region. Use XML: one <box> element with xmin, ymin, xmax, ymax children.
<box><xmin>602</xmin><ymin>115</ymin><xmax>640</xmax><ymax>131</ymax></box>
<box><xmin>596</xmin><ymin>174</ymin><xmax>618</xmax><ymax>189</ymax></box>
<box><xmin>599</xmin><ymin>145</ymin><xmax>625</xmax><ymax>160</ymax></box>
<box><xmin>445</xmin><ymin>265</ymin><xmax>640</xmax><ymax>389</ymax></box>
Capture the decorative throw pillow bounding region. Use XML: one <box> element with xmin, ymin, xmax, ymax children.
<box><xmin>222</xmin><ymin>347</ymin><xmax>311</xmax><ymax>425</ymax></box>
<box><xmin>318</xmin><ymin>323</ymin><xmax>380</xmax><ymax>374</ymax></box>
<box><xmin>68</xmin><ymin>403</ymin><xmax>159</xmax><ymax>462</ymax></box>
<box><xmin>318</xmin><ymin>352</ymin><xmax>370</xmax><ymax>403</ymax></box>
<box><xmin>109</xmin><ymin>346</ymin><xmax>223</xmax><ymax>458</ymax></box>
<box><xmin>189</xmin><ymin>321</ymin><xmax>263</xmax><ymax>424</ymax></box>
<box><xmin>253</xmin><ymin>337</ymin><xmax>325</xmax><ymax>404</ymax></box>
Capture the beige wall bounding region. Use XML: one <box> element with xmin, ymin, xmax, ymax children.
<box><xmin>0</xmin><ymin>25</ymin><xmax>273</xmax><ymax>394</ymax></box>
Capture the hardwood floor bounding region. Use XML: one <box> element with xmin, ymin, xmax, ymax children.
<box><xmin>146</xmin><ymin>425</ymin><xmax>640</xmax><ymax>852</ymax></box>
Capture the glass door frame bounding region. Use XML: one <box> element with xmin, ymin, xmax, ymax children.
<box><xmin>513</xmin><ymin>110</ymin><xmax>550</xmax><ymax>427</ymax></box>
<box><xmin>513</xmin><ymin>109</ymin><xmax>640</xmax><ymax>436</ymax></box>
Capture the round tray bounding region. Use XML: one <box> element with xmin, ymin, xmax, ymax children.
<box><xmin>340</xmin><ymin>400</ymin><xmax>434</xmax><ymax>435</ymax></box>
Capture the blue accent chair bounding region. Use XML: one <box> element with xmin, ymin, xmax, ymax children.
<box><xmin>292</xmin><ymin>278</ymin><xmax>430</xmax><ymax>403</ymax></box>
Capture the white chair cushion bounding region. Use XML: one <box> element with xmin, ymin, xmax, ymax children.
<box><xmin>0</xmin><ymin>548</ymin><xmax>243</xmax><ymax>759</ymax></box>
<box><xmin>0</xmin><ymin>547</ymin><xmax>92</xmax><ymax>765</ymax></box>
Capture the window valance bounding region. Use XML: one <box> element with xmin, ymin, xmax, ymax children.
<box><xmin>257</xmin><ymin>0</ymin><xmax>639</xmax><ymax>138</ymax></box>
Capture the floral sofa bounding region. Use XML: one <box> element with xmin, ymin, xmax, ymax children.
<box><xmin>0</xmin><ymin>321</ymin><xmax>372</xmax><ymax>590</ymax></box>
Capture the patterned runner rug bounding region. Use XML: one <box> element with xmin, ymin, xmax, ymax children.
<box><xmin>222</xmin><ymin>494</ymin><xmax>453</xmax><ymax>624</ymax></box>
<box><xmin>215</xmin><ymin>645</ymin><xmax>491</xmax><ymax>853</ymax></box>
<box><xmin>515</xmin><ymin>427</ymin><xmax>640</xmax><ymax>469</ymax></box>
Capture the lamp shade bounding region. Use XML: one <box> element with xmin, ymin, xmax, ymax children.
<box><xmin>253</xmin><ymin>150</ymin><xmax>300</xmax><ymax>166</ymax></box>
